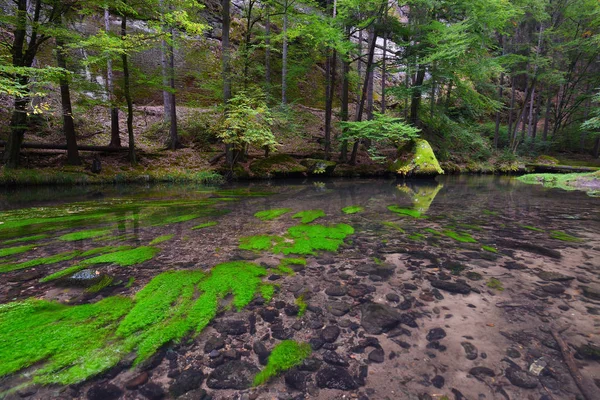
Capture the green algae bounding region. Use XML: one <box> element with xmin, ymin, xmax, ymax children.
<box><xmin>487</xmin><ymin>277</ymin><xmax>504</xmax><ymax>291</ymax></box>
<box><xmin>0</xmin><ymin>244</ymin><xmax>37</xmax><ymax>258</ymax></box>
<box><xmin>59</xmin><ymin>229</ymin><xmax>113</xmax><ymax>242</ymax></box>
<box><xmin>1</xmin><ymin>261</ymin><xmax>272</xmax><ymax>385</ymax></box>
<box><xmin>549</xmin><ymin>230</ymin><xmax>583</xmax><ymax>242</ymax></box>
<box><xmin>239</xmin><ymin>235</ymin><xmax>284</xmax><ymax>252</ymax></box>
<box><xmin>424</xmin><ymin>228</ymin><xmax>442</xmax><ymax>235</ymax></box>
<box><xmin>260</xmin><ymin>284</ymin><xmax>276</xmax><ymax>301</ymax></box>
<box><xmin>408</xmin><ymin>233</ymin><xmax>426</xmax><ymax>241</ymax></box>
<box><xmin>192</xmin><ymin>221</ymin><xmax>218</xmax><ymax>230</ymax></box>
<box><xmin>253</xmin><ymin>341</ymin><xmax>312</xmax><ymax>386</ymax></box>
<box><xmin>382</xmin><ymin>221</ymin><xmax>405</xmax><ymax>232</ymax></box>
<box><xmin>296</xmin><ymin>295</ymin><xmax>307</xmax><ymax>317</ymax></box>
<box><xmin>4</xmin><ymin>234</ymin><xmax>48</xmax><ymax>245</ymax></box>
<box><xmin>85</xmin><ymin>276</ymin><xmax>114</xmax><ymax>293</ymax></box>
<box><xmin>521</xmin><ymin>225</ymin><xmax>544</xmax><ymax>232</ymax></box>
<box><xmin>483</xmin><ymin>210</ymin><xmax>498</xmax><ymax>216</ymax></box>
<box><xmin>481</xmin><ymin>245</ymin><xmax>497</xmax><ymax>253</ymax></box>
<box><xmin>442</xmin><ymin>230</ymin><xmax>477</xmax><ymax>243</ymax></box>
<box><xmin>387</xmin><ymin>206</ymin><xmax>422</xmax><ymax>218</ymax></box>
<box><xmin>254</xmin><ymin>208</ymin><xmax>292</xmax><ymax>221</ymax></box>
<box><xmin>342</xmin><ymin>206</ymin><xmax>364</xmax><ymax>214</ymax></box>
<box><xmin>149</xmin><ymin>234</ymin><xmax>174</xmax><ymax>245</ymax></box>
<box><xmin>292</xmin><ymin>209</ymin><xmax>325</xmax><ymax>224</ymax></box>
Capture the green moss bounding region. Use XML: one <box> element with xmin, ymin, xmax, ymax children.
<box><xmin>85</xmin><ymin>276</ymin><xmax>114</xmax><ymax>293</ymax></box>
<box><xmin>391</xmin><ymin>139</ymin><xmax>444</xmax><ymax>176</ymax></box>
<box><xmin>521</xmin><ymin>225</ymin><xmax>544</xmax><ymax>232</ymax></box>
<box><xmin>59</xmin><ymin>229</ymin><xmax>113</xmax><ymax>242</ymax></box>
<box><xmin>192</xmin><ymin>221</ymin><xmax>218</xmax><ymax>230</ymax></box>
<box><xmin>292</xmin><ymin>209</ymin><xmax>326</xmax><ymax>224</ymax></box>
<box><xmin>240</xmin><ymin>235</ymin><xmax>284</xmax><ymax>252</ymax></box>
<box><xmin>396</xmin><ymin>183</ymin><xmax>444</xmax><ymax>213</ymax></box>
<box><xmin>249</xmin><ymin>154</ymin><xmax>307</xmax><ymax>178</ymax></box>
<box><xmin>535</xmin><ymin>155</ymin><xmax>560</xmax><ymax>165</ymax></box>
<box><xmin>443</xmin><ymin>230</ymin><xmax>477</xmax><ymax>243</ymax></box>
<box><xmin>481</xmin><ymin>245</ymin><xmax>497</xmax><ymax>253</ymax></box>
<box><xmin>149</xmin><ymin>234</ymin><xmax>174</xmax><ymax>245</ymax></box>
<box><xmin>482</xmin><ymin>210</ymin><xmax>498</xmax><ymax>216</ymax></box>
<box><xmin>517</xmin><ymin>171</ymin><xmax>600</xmax><ymax>196</ymax></box>
<box><xmin>296</xmin><ymin>295</ymin><xmax>307</xmax><ymax>317</ymax></box>
<box><xmin>253</xmin><ymin>341</ymin><xmax>312</xmax><ymax>386</ymax></box>
<box><xmin>254</xmin><ymin>208</ymin><xmax>292</xmax><ymax>221</ymax></box>
<box><xmin>486</xmin><ymin>278</ymin><xmax>504</xmax><ymax>291</ymax></box>
<box><xmin>4</xmin><ymin>234</ymin><xmax>49</xmax><ymax>245</ymax></box>
<box><xmin>549</xmin><ymin>230</ymin><xmax>583</xmax><ymax>242</ymax></box>
<box><xmin>408</xmin><ymin>233</ymin><xmax>426</xmax><ymax>241</ymax></box>
<box><xmin>125</xmin><ymin>277</ymin><xmax>135</xmax><ymax>288</ymax></box>
<box><xmin>151</xmin><ymin>214</ymin><xmax>202</xmax><ymax>226</ymax></box>
<box><xmin>387</xmin><ymin>206</ymin><xmax>422</xmax><ymax>218</ymax></box>
<box><xmin>0</xmin><ymin>244</ymin><xmax>37</xmax><ymax>258</ymax></box>
<box><xmin>424</xmin><ymin>228</ymin><xmax>442</xmax><ymax>235</ymax></box>
<box><xmin>342</xmin><ymin>206</ymin><xmax>364</xmax><ymax>214</ymax></box>
<box><xmin>260</xmin><ymin>284</ymin><xmax>276</xmax><ymax>301</ymax></box>
<box><xmin>382</xmin><ymin>221</ymin><xmax>405</xmax><ymax>232</ymax></box>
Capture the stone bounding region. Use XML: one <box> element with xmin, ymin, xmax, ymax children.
<box><xmin>469</xmin><ymin>367</ymin><xmax>495</xmax><ymax>378</ymax></box>
<box><xmin>538</xmin><ymin>271</ymin><xmax>574</xmax><ymax>282</ymax></box>
<box><xmin>309</xmin><ymin>337</ymin><xmax>325</xmax><ymax>350</ymax></box>
<box><xmin>432</xmin><ymin>375</ymin><xmax>445</xmax><ymax>389</ymax></box>
<box><xmin>259</xmin><ymin>308</ymin><xmax>279</xmax><ymax>323</ymax></box>
<box><xmin>216</xmin><ymin>319</ymin><xmax>247</xmax><ymax>336</ymax></box>
<box><xmin>461</xmin><ymin>342</ymin><xmax>478</xmax><ymax>360</ymax></box>
<box><xmin>316</xmin><ymin>366</ymin><xmax>358</xmax><ymax>390</ymax></box>
<box><xmin>125</xmin><ymin>372</ymin><xmax>149</xmax><ymax>390</ymax></box>
<box><xmin>322</xmin><ymin>350</ymin><xmax>349</xmax><ymax>367</ymax></box>
<box><xmin>299</xmin><ymin>358</ymin><xmax>322</xmax><ymax>372</ymax></box>
<box><xmin>505</xmin><ymin>367</ymin><xmax>538</xmax><ymax>389</ymax></box>
<box><xmin>139</xmin><ymin>383</ymin><xmax>166</xmax><ymax>400</ymax></box>
<box><xmin>253</xmin><ymin>341</ymin><xmax>270</xmax><ymax>365</ymax></box>
<box><xmin>368</xmin><ymin>348</ymin><xmax>385</xmax><ymax>363</ymax></box>
<box><xmin>204</xmin><ymin>336</ymin><xmax>225</xmax><ymax>353</ymax></box>
<box><xmin>169</xmin><ymin>369</ymin><xmax>204</xmax><ymax>398</ymax></box>
<box><xmin>541</xmin><ymin>284</ymin><xmax>565</xmax><ymax>295</ymax></box>
<box><xmin>430</xmin><ymin>280</ymin><xmax>471</xmax><ymax>294</ymax></box>
<box><xmin>327</xmin><ymin>302</ymin><xmax>352</xmax><ymax>317</ymax></box>
<box><xmin>321</xmin><ymin>326</ymin><xmax>341</xmax><ymax>343</ymax></box>
<box><xmin>360</xmin><ymin>302</ymin><xmax>402</xmax><ymax>334</ymax></box>
<box><xmin>386</xmin><ymin>293</ymin><xmax>400</xmax><ymax>302</ymax></box>
<box><xmin>284</xmin><ymin>370</ymin><xmax>311</xmax><ymax>391</ymax></box>
<box><xmin>87</xmin><ymin>384</ymin><xmax>123</xmax><ymax>400</ymax></box>
<box><xmin>582</xmin><ymin>286</ymin><xmax>600</xmax><ymax>300</ymax></box>
<box><xmin>206</xmin><ymin>361</ymin><xmax>259</xmax><ymax>390</ymax></box>
<box><xmin>426</xmin><ymin>328</ymin><xmax>446</xmax><ymax>342</ymax></box>
<box><xmin>503</xmin><ymin>261</ymin><xmax>527</xmax><ymax>270</ymax></box>
<box><xmin>326</xmin><ymin>285</ymin><xmax>348</xmax><ymax>297</ymax></box>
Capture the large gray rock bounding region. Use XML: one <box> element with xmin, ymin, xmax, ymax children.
<box><xmin>360</xmin><ymin>302</ymin><xmax>402</xmax><ymax>334</ymax></box>
<box><xmin>206</xmin><ymin>361</ymin><xmax>259</xmax><ymax>390</ymax></box>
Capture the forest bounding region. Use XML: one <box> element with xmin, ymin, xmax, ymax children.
<box><xmin>0</xmin><ymin>0</ymin><xmax>599</xmax><ymax>183</ymax></box>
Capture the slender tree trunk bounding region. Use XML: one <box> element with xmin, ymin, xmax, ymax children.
<box><xmin>542</xmin><ymin>90</ymin><xmax>551</xmax><ymax>142</ymax></box>
<box><xmin>508</xmin><ymin>76</ymin><xmax>516</xmax><ymax>134</ymax></box>
<box><xmin>409</xmin><ymin>65</ymin><xmax>426</xmax><ymax>125</ymax></box>
<box><xmin>532</xmin><ymin>85</ymin><xmax>542</xmax><ymax>141</ymax></box>
<box><xmin>55</xmin><ymin>36</ymin><xmax>81</xmax><ymax>165</ymax></box>
<box><xmin>366</xmin><ymin>28</ymin><xmax>374</xmax><ymax>121</ymax></box>
<box><xmin>593</xmin><ymin>137</ymin><xmax>600</xmax><ymax>158</ymax></box>
<box><xmin>494</xmin><ymin>73</ymin><xmax>504</xmax><ymax>149</ymax></box>
<box><xmin>430</xmin><ymin>63</ymin><xmax>436</xmax><ymax>119</ymax></box>
<box><xmin>445</xmin><ymin>79</ymin><xmax>453</xmax><ymax>111</ymax></box>
<box><xmin>222</xmin><ymin>0</ymin><xmax>233</xmax><ymax>165</ymax></box>
<box><xmin>581</xmin><ymin>94</ymin><xmax>591</xmax><ymax>153</ymax></box>
<box><xmin>265</xmin><ymin>6</ymin><xmax>271</xmax><ymax>92</ymax></box>
<box><xmin>121</xmin><ymin>13</ymin><xmax>136</xmax><ymax>164</ymax></box>
<box><xmin>281</xmin><ymin>0</ymin><xmax>289</xmax><ymax>105</ymax></box>
<box><xmin>242</xmin><ymin>0</ymin><xmax>254</xmax><ymax>89</ymax></box>
<box><xmin>168</xmin><ymin>29</ymin><xmax>178</xmax><ymax>150</ymax></box>
<box><xmin>381</xmin><ymin>30</ymin><xmax>387</xmax><ymax>113</ymax></box>
<box><xmin>340</xmin><ymin>26</ymin><xmax>350</xmax><ymax>162</ymax></box>
<box><xmin>105</xmin><ymin>8</ymin><xmax>121</xmax><ymax>147</ymax></box>
<box><xmin>527</xmin><ymin>85</ymin><xmax>536</xmax><ymax>139</ymax></box>
<box><xmin>160</xmin><ymin>0</ymin><xmax>171</xmax><ymax>124</ymax></box>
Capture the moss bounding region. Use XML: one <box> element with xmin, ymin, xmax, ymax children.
<box><xmin>213</xmin><ymin>188</ymin><xmax>273</xmax><ymax>197</ymax></box>
<box><xmin>125</xmin><ymin>277</ymin><xmax>135</xmax><ymax>288</ymax></box>
<box><xmin>240</xmin><ymin>235</ymin><xmax>284</xmax><ymax>252</ymax></box>
<box><xmin>85</xmin><ymin>276</ymin><xmax>114</xmax><ymax>293</ymax></box>
<box><xmin>521</xmin><ymin>225</ymin><xmax>544</xmax><ymax>232</ymax></box>
<box><xmin>59</xmin><ymin>229</ymin><xmax>113</xmax><ymax>242</ymax></box>
<box><xmin>486</xmin><ymin>278</ymin><xmax>504</xmax><ymax>291</ymax></box>
<box><xmin>192</xmin><ymin>221</ymin><xmax>218</xmax><ymax>230</ymax></box>
<box><xmin>424</xmin><ymin>228</ymin><xmax>442</xmax><ymax>235</ymax></box>
<box><xmin>151</xmin><ymin>214</ymin><xmax>202</xmax><ymax>226</ymax></box>
<box><xmin>466</xmin><ymin>271</ymin><xmax>483</xmax><ymax>281</ymax></box>
<box><xmin>390</xmin><ymin>139</ymin><xmax>444</xmax><ymax>176</ymax></box>
<box><xmin>535</xmin><ymin>155</ymin><xmax>560</xmax><ymax>165</ymax></box>
<box><xmin>382</xmin><ymin>221</ymin><xmax>405</xmax><ymax>232</ymax></box>
<box><xmin>549</xmin><ymin>230</ymin><xmax>583</xmax><ymax>242</ymax></box>
<box><xmin>517</xmin><ymin>171</ymin><xmax>600</xmax><ymax>196</ymax></box>
<box><xmin>0</xmin><ymin>244</ymin><xmax>37</xmax><ymax>258</ymax></box>
<box><xmin>292</xmin><ymin>209</ymin><xmax>326</xmax><ymax>223</ymax></box>
<box><xmin>443</xmin><ymin>230</ymin><xmax>477</xmax><ymax>243</ymax></box>
<box><xmin>149</xmin><ymin>234</ymin><xmax>174</xmax><ymax>245</ymax></box>
<box><xmin>482</xmin><ymin>210</ymin><xmax>498</xmax><ymax>216</ymax></box>
<box><xmin>342</xmin><ymin>206</ymin><xmax>364</xmax><ymax>214</ymax></box>
<box><xmin>408</xmin><ymin>233</ymin><xmax>426</xmax><ymax>241</ymax></box>
<box><xmin>250</xmin><ymin>154</ymin><xmax>307</xmax><ymax>178</ymax></box>
<box><xmin>396</xmin><ymin>183</ymin><xmax>444</xmax><ymax>213</ymax></box>
<box><xmin>481</xmin><ymin>245</ymin><xmax>497</xmax><ymax>253</ymax></box>
<box><xmin>296</xmin><ymin>295</ymin><xmax>307</xmax><ymax>317</ymax></box>
<box><xmin>260</xmin><ymin>284</ymin><xmax>276</xmax><ymax>301</ymax></box>
<box><xmin>254</xmin><ymin>208</ymin><xmax>292</xmax><ymax>221</ymax></box>
<box><xmin>387</xmin><ymin>206</ymin><xmax>422</xmax><ymax>218</ymax></box>
<box><xmin>4</xmin><ymin>234</ymin><xmax>49</xmax><ymax>245</ymax></box>
<box><xmin>253</xmin><ymin>341</ymin><xmax>312</xmax><ymax>386</ymax></box>
<box><xmin>299</xmin><ymin>159</ymin><xmax>337</xmax><ymax>175</ymax></box>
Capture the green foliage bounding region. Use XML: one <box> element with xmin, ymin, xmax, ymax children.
<box><xmin>255</xmin><ymin>208</ymin><xmax>292</xmax><ymax>221</ymax></box>
<box><xmin>217</xmin><ymin>89</ymin><xmax>278</xmax><ymax>154</ymax></box>
<box><xmin>342</xmin><ymin>206</ymin><xmax>364</xmax><ymax>214</ymax></box>
<box><xmin>292</xmin><ymin>209</ymin><xmax>326</xmax><ymax>223</ymax></box>
<box><xmin>253</xmin><ymin>341</ymin><xmax>312</xmax><ymax>386</ymax></box>
<box><xmin>296</xmin><ymin>295</ymin><xmax>307</xmax><ymax>317</ymax></box>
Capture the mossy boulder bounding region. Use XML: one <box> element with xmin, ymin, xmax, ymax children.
<box><xmin>250</xmin><ymin>155</ymin><xmax>307</xmax><ymax>178</ymax></box>
<box><xmin>390</xmin><ymin>139</ymin><xmax>444</xmax><ymax>177</ymax></box>
<box><xmin>535</xmin><ymin>155</ymin><xmax>560</xmax><ymax>165</ymax></box>
<box><xmin>299</xmin><ymin>159</ymin><xmax>336</xmax><ymax>176</ymax></box>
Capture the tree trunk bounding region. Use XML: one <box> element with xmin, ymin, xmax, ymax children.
<box><xmin>494</xmin><ymin>73</ymin><xmax>504</xmax><ymax>149</ymax></box>
<box><xmin>542</xmin><ymin>90</ymin><xmax>551</xmax><ymax>142</ymax></box>
<box><xmin>55</xmin><ymin>36</ymin><xmax>81</xmax><ymax>165</ymax></box>
<box><xmin>265</xmin><ymin>6</ymin><xmax>271</xmax><ymax>92</ymax></box>
<box><xmin>381</xmin><ymin>30</ymin><xmax>387</xmax><ymax>113</ymax></box>
<box><xmin>242</xmin><ymin>0</ymin><xmax>254</xmax><ymax>89</ymax></box>
<box><xmin>340</xmin><ymin>27</ymin><xmax>350</xmax><ymax>162</ymax></box>
<box><xmin>532</xmin><ymin>85</ymin><xmax>542</xmax><ymax>141</ymax></box>
<box><xmin>222</xmin><ymin>0</ymin><xmax>233</xmax><ymax>165</ymax></box>
<box><xmin>409</xmin><ymin>65</ymin><xmax>426</xmax><ymax>125</ymax></box>
<box><xmin>121</xmin><ymin>13</ymin><xmax>136</xmax><ymax>164</ymax></box>
<box><xmin>281</xmin><ymin>0</ymin><xmax>289</xmax><ymax>105</ymax></box>
<box><xmin>105</xmin><ymin>7</ymin><xmax>121</xmax><ymax>148</ymax></box>
<box><xmin>430</xmin><ymin>63</ymin><xmax>436</xmax><ymax>119</ymax></box>
<box><xmin>508</xmin><ymin>76</ymin><xmax>516</xmax><ymax>134</ymax></box>
<box><xmin>593</xmin><ymin>137</ymin><xmax>600</xmax><ymax>158</ymax></box>
<box><xmin>527</xmin><ymin>85</ymin><xmax>536</xmax><ymax>139</ymax></box>
<box><xmin>445</xmin><ymin>79</ymin><xmax>453</xmax><ymax>111</ymax></box>
<box><xmin>168</xmin><ymin>29</ymin><xmax>178</xmax><ymax>150</ymax></box>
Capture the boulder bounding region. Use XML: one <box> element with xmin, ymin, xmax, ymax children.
<box><xmin>361</xmin><ymin>302</ymin><xmax>402</xmax><ymax>334</ymax></box>
<box><xmin>299</xmin><ymin>158</ymin><xmax>337</xmax><ymax>176</ymax></box>
<box><xmin>250</xmin><ymin>154</ymin><xmax>307</xmax><ymax>178</ymax></box>
<box><xmin>390</xmin><ymin>139</ymin><xmax>444</xmax><ymax>177</ymax></box>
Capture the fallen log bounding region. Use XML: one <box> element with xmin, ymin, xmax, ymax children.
<box><xmin>550</xmin><ymin>328</ymin><xmax>600</xmax><ymax>400</ymax></box>
<box><xmin>0</xmin><ymin>141</ymin><xmax>128</xmax><ymax>152</ymax></box>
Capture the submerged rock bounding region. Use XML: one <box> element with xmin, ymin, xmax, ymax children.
<box><xmin>361</xmin><ymin>302</ymin><xmax>402</xmax><ymax>334</ymax></box>
<box><xmin>87</xmin><ymin>383</ymin><xmax>123</xmax><ymax>400</ymax></box>
<box><xmin>505</xmin><ymin>367</ymin><xmax>538</xmax><ymax>389</ymax></box>
<box><xmin>538</xmin><ymin>271</ymin><xmax>574</xmax><ymax>282</ymax></box>
<box><xmin>206</xmin><ymin>361</ymin><xmax>259</xmax><ymax>390</ymax></box>
<box><xmin>582</xmin><ymin>286</ymin><xmax>600</xmax><ymax>300</ymax></box>
<box><xmin>316</xmin><ymin>366</ymin><xmax>358</xmax><ymax>390</ymax></box>
<box><xmin>430</xmin><ymin>279</ymin><xmax>471</xmax><ymax>294</ymax></box>
<box><xmin>169</xmin><ymin>369</ymin><xmax>204</xmax><ymax>397</ymax></box>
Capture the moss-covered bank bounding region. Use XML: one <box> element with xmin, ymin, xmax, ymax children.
<box><xmin>517</xmin><ymin>171</ymin><xmax>600</xmax><ymax>196</ymax></box>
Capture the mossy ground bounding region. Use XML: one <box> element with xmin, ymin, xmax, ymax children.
<box><xmin>253</xmin><ymin>341</ymin><xmax>312</xmax><ymax>386</ymax></box>
<box><xmin>487</xmin><ymin>278</ymin><xmax>504</xmax><ymax>291</ymax></box>
<box><xmin>549</xmin><ymin>230</ymin><xmax>583</xmax><ymax>242</ymax></box>
<box><xmin>0</xmin><ymin>261</ymin><xmax>272</xmax><ymax>386</ymax></box>
<box><xmin>59</xmin><ymin>229</ymin><xmax>113</xmax><ymax>242</ymax></box>
<box><xmin>0</xmin><ymin>244</ymin><xmax>37</xmax><ymax>258</ymax></box>
<box><xmin>517</xmin><ymin>171</ymin><xmax>600</xmax><ymax>196</ymax></box>
<box><xmin>254</xmin><ymin>208</ymin><xmax>292</xmax><ymax>221</ymax></box>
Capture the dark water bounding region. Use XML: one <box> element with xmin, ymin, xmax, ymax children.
<box><xmin>0</xmin><ymin>176</ymin><xmax>599</xmax><ymax>399</ymax></box>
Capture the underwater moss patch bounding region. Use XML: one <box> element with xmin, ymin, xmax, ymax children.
<box><xmin>342</xmin><ymin>206</ymin><xmax>364</xmax><ymax>214</ymax></box>
<box><xmin>408</xmin><ymin>233</ymin><xmax>426</xmax><ymax>241</ymax></box>
<box><xmin>292</xmin><ymin>209</ymin><xmax>326</xmax><ymax>224</ymax></box>
<box><xmin>82</xmin><ymin>246</ymin><xmax>159</xmax><ymax>267</ymax></box>
<box><xmin>4</xmin><ymin>234</ymin><xmax>49</xmax><ymax>245</ymax></box>
<box><xmin>253</xmin><ymin>341</ymin><xmax>312</xmax><ymax>386</ymax></box>
<box><xmin>387</xmin><ymin>206</ymin><xmax>422</xmax><ymax>218</ymax></box>
<box><xmin>487</xmin><ymin>278</ymin><xmax>504</xmax><ymax>291</ymax></box>
<box><xmin>192</xmin><ymin>221</ymin><xmax>218</xmax><ymax>230</ymax></box>
<box><xmin>240</xmin><ymin>235</ymin><xmax>284</xmax><ymax>252</ymax></box>
<box><xmin>521</xmin><ymin>225</ymin><xmax>545</xmax><ymax>232</ymax></box>
<box><xmin>149</xmin><ymin>234</ymin><xmax>174</xmax><ymax>245</ymax></box>
<box><xmin>481</xmin><ymin>245</ymin><xmax>497</xmax><ymax>253</ymax></box>
<box><xmin>254</xmin><ymin>208</ymin><xmax>292</xmax><ymax>221</ymax></box>
<box><xmin>260</xmin><ymin>284</ymin><xmax>276</xmax><ymax>301</ymax></box>
<box><xmin>85</xmin><ymin>276</ymin><xmax>114</xmax><ymax>293</ymax></box>
<box><xmin>59</xmin><ymin>229</ymin><xmax>112</xmax><ymax>242</ymax></box>
<box><xmin>382</xmin><ymin>221</ymin><xmax>405</xmax><ymax>232</ymax></box>
<box><xmin>442</xmin><ymin>230</ymin><xmax>477</xmax><ymax>243</ymax></box>
<box><xmin>1</xmin><ymin>261</ymin><xmax>272</xmax><ymax>385</ymax></box>
<box><xmin>549</xmin><ymin>230</ymin><xmax>583</xmax><ymax>242</ymax></box>
<box><xmin>0</xmin><ymin>244</ymin><xmax>37</xmax><ymax>258</ymax></box>
<box><xmin>517</xmin><ymin>171</ymin><xmax>600</xmax><ymax>196</ymax></box>
<box><xmin>296</xmin><ymin>295</ymin><xmax>307</xmax><ymax>317</ymax></box>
